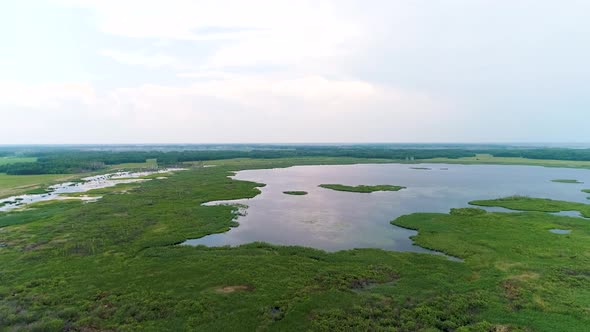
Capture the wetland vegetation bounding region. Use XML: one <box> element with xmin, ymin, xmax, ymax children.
<box><xmin>0</xmin><ymin>145</ymin><xmax>590</xmax><ymax>331</ymax></box>
<box><xmin>470</xmin><ymin>196</ymin><xmax>590</xmax><ymax>218</ymax></box>
<box><xmin>551</xmin><ymin>179</ymin><xmax>582</xmax><ymax>184</ymax></box>
<box><xmin>0</xmin><ymin>173</ymin><xmax>81</xmax><ymax>199</ymax></box>
<box><xmin>319</xmin><ymin>184</ymin><xmax>406</xmax><ymax>193</ymax></box>
<box><xmin>283</xmin><ymin>191</ymin><xmax>308</xmax><ymax>195</ymax></box>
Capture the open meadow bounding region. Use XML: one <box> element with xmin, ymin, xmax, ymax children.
<box><xmin>1</xmin><ymin>155</ymin><xmax>589</xmax><ymax>331</ymax></box>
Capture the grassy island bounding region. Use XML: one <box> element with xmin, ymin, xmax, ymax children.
<box><xmin>283</xmin><ymin>191</ymin><xmax>308</xmax><ymax>195</ymax></box>
<box><xmin>319</xmin><ymin>184</ymin><xmax>406</xmax><ymax>193</ymax></box>
<box><xmin>551</xmin><ymin>179</ymin><xmax>582</xmax><ymax>184</ymax></box>
<box><xmin>470</xmin><ymin>195</ymin><xmax>590</xmax><ymax>218</ymax></box>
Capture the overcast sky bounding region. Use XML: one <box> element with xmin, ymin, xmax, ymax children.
<box><xmin>1</xmin><ymin>0</ymin><xmax>589</xmax><ymax>144</ymax></box>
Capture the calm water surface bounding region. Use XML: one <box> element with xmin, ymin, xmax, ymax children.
<box><xmin>180</xmin><ymin>163</ymin><xmax>590</xmax><ymax>252</ymax></box>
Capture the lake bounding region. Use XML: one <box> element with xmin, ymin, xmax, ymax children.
<box><xmin>184</xmin><ymin>163</ymin><xmax>590</xmax><ymax>252</ymax></box>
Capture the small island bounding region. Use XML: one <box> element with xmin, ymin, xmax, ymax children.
<box><xmin>410</xmin><ymin>167</ymin><xmax>431</xmax><ymax>170</ymax></box>
<box><xmin>283</xmin><ymin>191</ymin><xmax>308</xmax><ymax>195</ymax></box>
<box><xmin>319</xmin><ymin>184</ymin><xmax>406</xmax><ymax>193</ymax></box>
<box><xmin>551</xmin><ymin>179</ymin><xmax>582</xmax><ymax>184</ymax></box>
<box><xmin>469</xmin><ymin>195</ymin><xmax>590</xmax><ymax>218</ymax></box>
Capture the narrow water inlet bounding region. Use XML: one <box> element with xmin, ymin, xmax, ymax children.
<box><xmin>0</xmin><ymin>168</ymin><xmax>186</xmax><ymax>212</ymax></box>
<box><xmin>549</xmin><ymin>229</ymin><xmax>571</xmax><ymax>234</ymax></box>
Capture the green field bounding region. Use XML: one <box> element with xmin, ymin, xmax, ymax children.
<box><xmin>319</xmin><ymin>183</ymin><xmax>406</xmax><ymax>193</ymax></box>
<box><xmin>0</xmin><ymin>173</ymin><xmax>80</xmax><ymax>199</ymax></box>
<box><xmin>391</xmin><ymin>207</ymin><xmax>590</xmax><ymax>332</ymax></box>
<box><xmin>423</xmin><ymin>154</ymin><xmax>590</xmax><ymax>169</ymax></box>
<box><xmin>201</xmin><ymin>154</ymin><xmax>590</xmax><ymax>171</ymax></box>
<box><xmin>1</xmin><ymin>158</ymin><xmax>589</xmax><ymax>331</ymax></box>
<box><xmin>0</xmin><ymin>156</ymin><xmax>37</xmax><ymax>166</ymax></box>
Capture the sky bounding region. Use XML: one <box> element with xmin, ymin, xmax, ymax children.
<box><xmin>1</xmin><ymin>0</ymin><xmax>589</xmax><ymax>144</ymax></box>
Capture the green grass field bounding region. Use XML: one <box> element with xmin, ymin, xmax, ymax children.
<box><xmin>423</xmin><ymin>154</ymin><xmax>590</xmax><ymax>169</ymax></box>
<box><xmin>204</xmin><ymin>154</ymin><xmax>590</xmax><ymax>171</ymax></box>
<box><xmin>0</xmin><ymin>158</ymin><xmax>589</xmax><ymax>331</ymax></box>
<box><xmin>0</xmin><ymin>156</ymin><xmax>37</xmax><ymax>166</ymax></box>
<box><xmin>391</xmin><ymin>208</ymin><xmax>590</xmax><ymax>332</ymax></box>
<box><xmin>0</xmin><ymin>173</ymin><xmax>80</xmax><ymax>199</ymax></box>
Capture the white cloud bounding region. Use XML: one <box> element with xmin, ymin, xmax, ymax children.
<box><xmin>100</xmin><ymin>49</ymin><xmax>178</xmax><ymax>68</ymax></box>
<box><xmin>0</xmin><ymin>81</ymin><xmax>96</xmax><ymax>108</ymax></box>
<box><xmin>100</xmin><ymin>74</ymin><xmax>448</xmax><ymax>142</ymax></box>
<box><xmin>157</xmin><ymin>75</ymin><xmax>375</xmax><ymax>102</ymax></box>
<box><xmin>7</xmin><ymin>0</ymin><xmax>586</xmax><ymax>143</ymax></box>
<box><xmin>109</xmin><ymin>74</ymin><xmax>435</xmax><ymax>119</ymax></box>
<box><xmin>0</xmin><ymin>75</ymin><xmax>450</xmax><ymax>143</ymax></box>
<box><xmin>176</xmin><ymin>71</ymin><xmax>240</xmax><ymax>80</ymax></box>
<box><xmin>56</xmin><ymin>0</ymin><xmax>364</xmax><ymax>71</ymax></box>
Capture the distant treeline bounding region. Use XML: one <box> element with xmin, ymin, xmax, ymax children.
<box><xmin>2</xmin><ymin>147</ymin><xmax>590</xmax><ymax>175</ymax></box>
<box><xmin>489</xmin><ymin>148</ymin><xmax>590</xmax><ymax>161</ymax></box>
<box><xmin>0</xmin><ymin>148</ymin><xmax>474</xmax><ymax>175</ymax></box>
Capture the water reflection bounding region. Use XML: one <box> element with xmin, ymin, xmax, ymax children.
<box><xmin>184</xmin><ymin>163</ymin><xmax>590</xmax><ymax>253</ymax></box>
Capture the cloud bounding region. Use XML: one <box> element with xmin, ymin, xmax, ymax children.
<box><xmin>4</xmin><ymin>0</ymin><xmax>587</xmax><ymax>143</ymax></box>
<box><xmin>101</xmin><ymin>74</ymin><xmax>449</xmax><ymax>142</ymax></box>
<box><xmin>100</xmin><ymin>49</ymin><xmax>178</xmax><ymax>68</ymax></box>
<box><xmin>56</xmin><ymin>0</ymin><xmax>364</xmax><ymax>72</ymax></box>
<box><xmin>140</xmin><ymin>75</ymin><xmax>378</xmax><ymax>103</ymax></box>
<box><xmin>176</xmin><ymin>71</ymin><xmax>240</xmax><ymax>80</ymax></box>
<box><xmin>0</xmin><ymin>75</ymin><xmax>449</xmax><ymax>143</ymax></box>
<box><xmin>0</xmin><ymin>81</ymin><xmax>96</xmax><ymax>108</ymax></box>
